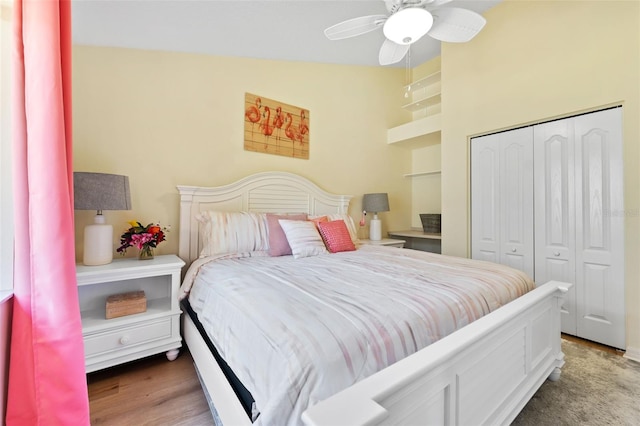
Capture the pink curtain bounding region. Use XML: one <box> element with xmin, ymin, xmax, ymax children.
<box><xmin>6</xmin><ymin>0</ymin><xmax>90</xmax><ymax>424</ymax></box>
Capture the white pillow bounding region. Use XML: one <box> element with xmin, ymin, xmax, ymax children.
<box><xmin>196</xmin><ymin>211</ymin><xmax>269</xmax><ymax>257</ymax></box>
<box><xmin>278</xmin><ymin>219</ymin><xmax>328</xmax><ymax>259</ymax></box>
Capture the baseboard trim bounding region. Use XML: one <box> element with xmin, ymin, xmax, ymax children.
<box><xmin>623</xmin><ymin>346</ymin><xmax>640</xmax><ymax>363</ymax></box>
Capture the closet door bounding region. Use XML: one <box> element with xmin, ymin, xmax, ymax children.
<box><xmin>534</xmin><ymin>119</ymin><xmax>577</xmax><ymax>335</ymax></box>
<box><xmin>499</xmin><ymin>128</ymin><xmax>534</xmax><ymax>276</ymax></box>
<box><xmin>573</xmin><ymin>108</ymin><xmax>624</xmax><ymax>349</ymax></box>
<box><xmin>471</xmin><ymin>133</ymin><xmax>501</xmax><ymax>264</ymax></box>
<box><xmin>471</xmin><ymin>129</ymin><xmax>534</xmax><ymax>278</ymax></box>
<box><xmin>535</xmin><ymin>108</ymin><xmax>624</xmax><ymax>348</ymax></box>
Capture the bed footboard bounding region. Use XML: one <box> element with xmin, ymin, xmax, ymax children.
<box><xmin>302</xmin><ymin>280</ymin><xmax>571</xmax><ymax>426</ymax></box>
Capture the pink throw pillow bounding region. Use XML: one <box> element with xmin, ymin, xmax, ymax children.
<box><xmin>318</xmin><ymin>220</ymin><xmax>356</xmax><ymax>253</ymax></box>
<box><xmin>308</xmin><ymin>215</ymin><xmax>328</xmax><ymax>228</ymax></box>
<box><xmin>266</xmin><ymin>213</ymin><xmax>307</xmax><ymax>256</ymax></box>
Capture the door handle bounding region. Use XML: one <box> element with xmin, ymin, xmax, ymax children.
<box><xmin>554</xmin><ymin>252</ymin><xmax>560</xmax><ymax>257</ymax></box>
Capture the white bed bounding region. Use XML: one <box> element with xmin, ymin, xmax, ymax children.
<box><xmin>177</xmin><ymin>171</ymin><xmax>571</xmax><ymax>426</ymax></box>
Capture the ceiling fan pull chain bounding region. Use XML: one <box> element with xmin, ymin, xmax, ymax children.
<box><xmin>405</xmin><ymin>48</ymin><xmax>412</xmax><ymax>98</ymax></box>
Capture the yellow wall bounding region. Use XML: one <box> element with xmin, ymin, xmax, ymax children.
<box><xmin>410</xmin><ymin>143</ymin><xmax>441</xmax><ymax>229</ymax></box>
<box><xmin>73</xmin><ymin>1</ymin><xmax>640</xmax><ymax>349</ymax></box>
<box><xmin>440</xmin><ymin>1</ymin><xmax>640</xmax><ymax>349</ymax></box>
<box><xmin>72</xmin><ymin>47</ymin><xmax>412</xmax><ymax>258</ymax></box>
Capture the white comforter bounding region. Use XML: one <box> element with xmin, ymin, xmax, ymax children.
<box><xmin>184</xmin><ymin>245</ymin><xmax>534</xmax><ymax>425</ymax></box>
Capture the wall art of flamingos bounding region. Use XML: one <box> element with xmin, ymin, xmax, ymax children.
<box><xmin>244</xmin><ymin>96</ymin><xmax>262</xmax><ymax>137</ymax></box>
<box><xmin>244</xmin><ymin>92</ymin><xmax>309</xmax><ymax>159</ymax></box>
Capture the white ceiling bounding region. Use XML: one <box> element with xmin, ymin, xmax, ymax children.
<box><xmin>71</xmin><ymin>0</ymin><xmax>500</xmax><ymax>68</ymax></box>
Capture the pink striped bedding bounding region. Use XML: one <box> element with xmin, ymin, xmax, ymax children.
<box><xmin>184</xmin><ymin>245</ymin><xmax>534</xmax><ymax>425</ymax></box>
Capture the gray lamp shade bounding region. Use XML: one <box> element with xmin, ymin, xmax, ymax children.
<box><xmin>362</xmin><ymin>193</ymin><xmax>390</xmax><ymax>214</ymax></box>
<box><xmin>74</xmin><ymin>172</ymin><xmax>132</xmax><ymax>211</ymax></box>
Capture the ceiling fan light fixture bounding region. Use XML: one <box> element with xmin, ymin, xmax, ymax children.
<box><xmin>383</xmin><ymin>7</ymin><xmax>433</xmax><ymax>45</ymax></box>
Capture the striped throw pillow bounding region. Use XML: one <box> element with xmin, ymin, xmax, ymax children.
<box><xmin>278</xmin><ymin>219</ymin><xmax>328</xmax><ymax>259</ymax></box>
<box><xmin>196</xmin><ymin>211</ymin><xmax>269</xmax><ymax>257</ymax></box>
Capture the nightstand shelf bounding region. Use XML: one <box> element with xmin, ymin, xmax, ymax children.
<box><xmin>76</xmin><ymin>254</ymin><xmax>185</xmax><ymax>373</ymax></box>
<box><xmin>81</xmin><ymin>298</ymin><xmax>173</xmax><ymax>333</ymax></box>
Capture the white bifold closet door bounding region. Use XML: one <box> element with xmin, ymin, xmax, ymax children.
<box><xmin>534</xmin><ymin>108</ymin><xmax>624</xmax><ymax>349</ymax></box>
<box><xmin>471</xmin><ymin>127</ymin><xmax>534</xmax><ymax>278</ymax></box>
<box><xmin>471</xmin><ymin>107</ymin><xmax>624</xmax><ymax>349</ymax></box>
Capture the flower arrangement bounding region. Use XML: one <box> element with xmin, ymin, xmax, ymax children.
<box><xmin>117</xmin><ymin>221</ymin><xmax>168</xmax><ymax>259</ymax></box>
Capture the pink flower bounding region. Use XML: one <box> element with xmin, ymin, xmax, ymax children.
<box><xmin>117</xmin><ymin>221</ymin><xmax>169</xmax><ymax>255</ymax></box>
<box><xmin>131</xmin><ymin>233</ymin><xmax>153</xmax><ymax>249</ymax></box>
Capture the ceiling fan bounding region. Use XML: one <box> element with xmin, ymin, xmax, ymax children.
<box><xmin>324</xmin><ymin>0</ymin><xmax>487</xmax><ymax>65</ymax></box>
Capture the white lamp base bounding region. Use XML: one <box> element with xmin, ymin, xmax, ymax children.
<box><xmin>369</xmin><ymin>215</ymin><xmax>382</xmax><ymax>241</ymax></box>
<box><xmin>83</xmin><ymin>214</ymin><xmax>114</xmax><ymax>266</ymax></box>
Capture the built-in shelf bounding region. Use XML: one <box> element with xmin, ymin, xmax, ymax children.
<box><xmin>391</xmin><ymin>69</ymin><xmax>442</xmax><ymax>144</ymax></box>
<box><xmin>403</xmin><ymin>71</ymin><xmax>441</xmax><ymax>93</ymax></box>
<box><xmin>388</xmin><ymin>113</ymin><xmax>441</xmax><ymax>146</ymax></box>
<box><xmin>403</xmin><ymin>170</ymin><xmax>441</xmax><ymax>178</ymax></box>
<box><xmin>401</xmin><ymin>93</ymin><xmax>441</xmax><ymax>112</ymax></box>
<box><xmin>388</xmin><ymin>230</ymin><xmax>442</xmax><ymax>253</ymax></box>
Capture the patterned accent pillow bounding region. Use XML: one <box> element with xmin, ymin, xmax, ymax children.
<box><xmin>196</xmin><ymin>211</ymin><xmax>269</xmax><ymax>257</ymax></box>
<box><xmin>309</xmin><ymin>214</ymin><xmax>359</xmax><ymax>243</ymax></box>
<box><xmin>278</xmin><ymin>219</ymin><xmax>328</xmax><ymax>259</ymax></box>
<box><xmin>318</xmin><ymin>220</ymin><xmax>356</xmax><ymax>253</ymax></box>
<box><xmin>326</xmin><ymin>213</ymin><xmax>359</xmax><ymax>244</ymax></box>
<box><xmin>266</xmin><ymin>213</ymin><xmax>308</xmax><ymax>257</ymax></box>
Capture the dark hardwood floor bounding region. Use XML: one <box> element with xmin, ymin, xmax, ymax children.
<box><xmin>87</xmin><ymin>350</ymin><xmax>213</xmax><ymax>425</ymax></box>
<box><xmin>87</xmin><ymin>336</ymin><xmax>622</xmax><ymax>425</ymax></box>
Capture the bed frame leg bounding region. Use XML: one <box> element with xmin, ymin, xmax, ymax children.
<box><xmin>548</xmin><ymin>366</ymin><xmax>562</xmax><ymax>382</ymax></box>
<box><xmin>166</xmin><ymin>349</ymin><xmax>180</xmax><ymax>361</ymax></box>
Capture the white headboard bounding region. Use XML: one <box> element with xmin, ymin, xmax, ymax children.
<box><xmin>177</xmin><ymin>171</ymin><xmax>353</xmax><ymax>266</ymax></box>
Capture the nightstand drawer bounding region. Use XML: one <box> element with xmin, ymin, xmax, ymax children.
<box><xmin>84</xmin><ymin>317</ymin><xmax>172</xmax><ymax>357</ymax></box>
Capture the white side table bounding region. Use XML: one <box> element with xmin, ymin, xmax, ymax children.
<box><xmin>359</xmin><ymin>238</ymin><xmax>406</xmax><ymax>248</ymax></box>
<box><xmin>76</xmin><ymin>254</ymin><xmax>185</xmax><ymax>373</ymax></box>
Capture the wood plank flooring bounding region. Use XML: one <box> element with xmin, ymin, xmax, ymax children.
<box><xmin>87</xmin><ymin>350</ymin><xmax>213</xmax><ymax>425</ymax></box>
<box><xmin>561</xmin><ymin>333</ymin><xmax>625</xmax><ymax>357</ymax></box>
<box><xmin>87</xmin><ymin>336</ymin><xmax>622</xmax><ymax>425</ymax></box>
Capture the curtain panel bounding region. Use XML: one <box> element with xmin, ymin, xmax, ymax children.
<box><xmin>7</xmin><ymin>0</ymin><xmax>90</xmax><ymax>424</ymax></box>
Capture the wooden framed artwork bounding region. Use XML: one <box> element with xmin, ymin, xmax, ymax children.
<box><xmin>244</xmin><ymin>92</ymin><xmax>309</xmax><ymax>159</ymax></box>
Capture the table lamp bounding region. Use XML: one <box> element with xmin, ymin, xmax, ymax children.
<box><xmin>74</xmin><ymin>172</ymin><xmax>132</xmax><ymax>266</ymax></box>
<box><xmin>362</xmin><ymin>193</ymin><xmax>390</xmax><ymax>241</ymax></box>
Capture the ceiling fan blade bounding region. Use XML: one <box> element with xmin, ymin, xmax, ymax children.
<box><xmin>428</xmin><ymin>0</ymin><xmax>454</xmax><ymax>7</ymax></box>
<box><xmin>324</xmin><ymin>15</ymin><xmax>387</xmax><ymax>40</ymax></box>
<box><xmin>427</xmin><ymin>7</ymin><xmax>487</xmax><ymax>43</ymax></box>
<box><xmin>379</xmin><ymin>39</ymin><xmax>409</xmax><ymax>65</ymax></box>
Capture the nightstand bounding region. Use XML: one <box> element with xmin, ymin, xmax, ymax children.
<box><xmin>76</xmin><ymin>254</ymin><xmax>185</xmax><ymax>373</ymax></box>
<box><xmin>360</xmin><ymin>238</ymin><xmax>406</xmax><ymax>248</ymax></box>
